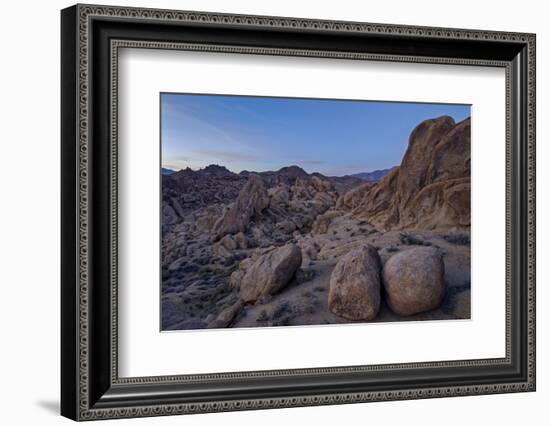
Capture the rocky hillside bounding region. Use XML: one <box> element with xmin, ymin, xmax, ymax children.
<box><xmin>162</xmin><ymin>164</ymin><xmax>362</xmax><ymax>230</ymax></box>
<box><xmin>162</xmin><ymin>165</ymin><xmax>246</xmax><ymax>228</ymax></box>
<box><xmin>338</xmin><ymin>116</ymin><xmax>470</xmax><ymax>231</ymax></box>
<box><xmin>161</xmin><ymin>165</ymin><xmax>349</xmax><ymax>329</ymax></box>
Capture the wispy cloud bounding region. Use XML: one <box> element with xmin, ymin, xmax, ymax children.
<box><xmin>293</xmin><ymin>160</ymin><xmax>326</xmax><ymax>166</ymax></box>
<box><xmin>162</xmin><ymin>160</ymin><xmax>190</xmax><ymax>171</ymax></box>
<box><xmin>162</xmin><ymin>150</ymin><xmax>265</xmax><ymax>173</ymax></box>
<box><xmin>162</xmin><ymin>96</ymin><xmax>273</xmax><ymax>152</ymax></box>
<box><xmin>161</xmin><ymin>93</ymin><xmax>471</xmax><ymax>176</ymax></box>
<box><xmin>190</xmin><ymin>149</ymin><xmax>262</xmax><ymax>163</ymax></box>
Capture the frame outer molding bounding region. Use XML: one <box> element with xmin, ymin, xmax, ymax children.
<box><xmin>61</xmin><ymin>3</ymin><xmax>536</xmax><ymax>421</ymax></box>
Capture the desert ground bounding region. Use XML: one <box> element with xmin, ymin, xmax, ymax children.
<box><xmin>161</xmin><ymin>115</ymin><xmax>471</xmax><ymax>330</ymax></box>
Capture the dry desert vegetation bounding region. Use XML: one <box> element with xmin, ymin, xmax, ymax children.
<box><xmin>161</xmin><ymin>115</ymin><xmax>471</xmax><ymax>330</ymax></box>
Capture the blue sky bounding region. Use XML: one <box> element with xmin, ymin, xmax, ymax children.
<box><xmin>161</xmin><ymin>93</ymin><xmax>470</xmax><ymax>177</ymax></box>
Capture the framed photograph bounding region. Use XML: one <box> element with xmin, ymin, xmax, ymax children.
<box><xmin>61</xmin><ymin>4</ymin><xmax>536</xmax><ymax>421</ymax></box>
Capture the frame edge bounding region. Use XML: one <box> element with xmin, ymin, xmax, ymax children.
<box><xmin>61</xmin><ymin>4</ymin><xmax>80</xmax><ymax>422</ymax></box>
<box><xmin>62</xmin><ymin>3</ymin><xmax>537</xmax><ymax>420</ymax></box>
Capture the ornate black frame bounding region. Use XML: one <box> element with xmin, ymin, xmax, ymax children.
<box><xmin>61</xmin><ymin>4</ymin><xmax>536</xmax><ymax>421</ymax></box>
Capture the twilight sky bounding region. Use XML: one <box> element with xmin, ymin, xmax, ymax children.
<box><xmin>161</xmin><ymin>93</ymin><xmax>470</xmax><ymax>177</ymax></box>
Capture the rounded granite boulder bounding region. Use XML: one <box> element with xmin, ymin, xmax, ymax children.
<box><xmin>382</xmin><ymin>247</ymin><xmax>445</xmax><ymax>316</ymax></box>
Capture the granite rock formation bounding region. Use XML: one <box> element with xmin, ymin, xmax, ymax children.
<box><xmin>344</xmin><ymin>116</ymin><xmax>471</xmax><ymax>231</ymax></box>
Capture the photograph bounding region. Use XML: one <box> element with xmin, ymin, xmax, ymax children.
<box><xmin>160</xmin><ymin>94</ymin><xmax>472</xmax><ymax>331</ymax></box>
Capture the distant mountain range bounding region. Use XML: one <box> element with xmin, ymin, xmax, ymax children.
<box><xmin>350</xmin><ymin>167</ymin><xmax>397</xmax><ymax>182</ymax></box>
<box><xmin>162</xmin><ymin>167</ymin><xmax>176</xmax><ymax>175</ymax></box>
<box><xmin>162</xmin><ymin>165</ymin><xmax>396</xmax><ymax>182</ymax></box>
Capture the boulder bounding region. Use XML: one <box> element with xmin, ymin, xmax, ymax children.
<box><xmin>268</xmin><ymin>185</ymin><xmax>291</xmax><ymax>206</ymax></box>
<box><xmin>219</xmin><ymin>234</ymin><xmax>238</xmax><ymax>251</ymax></box>
<box><xmin>207</xmin><ymin>300</ymin><xmax>244</xmax><ymax>329</ymax></box>
<box><xmin>311</xmin><ymin>211</ymin><xmax>340</xmax><ymax>234</ymax></box>
<box><xmin>239</xmin><ymin>244</ymin><xmax>302</xmax><ymax>303</ymax></box>
<box><xmin>296</xmin><ymin>238</ymin><xmax>319</xmax><ymax>262</ymax></box>
<box><xmin>162</xmin><ymin>204</ymin><xmax>179</xmax><ymax>225</ymax></box>
<box><xmin>312</xmin><ymin>191</ymin><xmax>336</xmax><ymax>209</ymax></box>
<box><xmin>195</xmin><ymin>213</ymin><xmax>217</xmax><ymax>232</ymax></box>
<box><xmin>311</xmin><ymin>175</ymin><xmax>333</xmax><ymax>192</ymax></box>
<box><xmin>234</xmin><ymin>232</ymin><xmax>249</xmax><ymax>249</ymax></box>
<box><xmin>229</xmin><ymin>269</ymin><xmax>245</xmax><ymax>289</ymax></box>
<box><xmin>382</xmin><ymin>247</ymin><xmax>446</xmax><ymax>316</ymax></box>
<box><xmin>276</xmin><ymin>219</ymin><xmax>297</xmax><ymax>234</ymax></box>
<box><xmin>211</xmin><ymin>174</ymin><xmax>269</xmax><ymax>241</ymax></box>
<box><xmin>328</xmin><ymin>245</ymin><xmax>382</xmax><ymax>321</ymax></box>
<box><xmin>238</xmin><ymin>257</ymin><xmax>254</xmax><ymax>271</ymax></box>
<box><xmin>336</xmin><ymin>181</ymin><xmax>376</xmax><ymax>210</ymax></box>
<box><xmin>212</xmin><ymin>242</ymin><xmax>232</xmax><ymax>258</ymax></box>
<box><xmin>250</xmin><ymin>225</ymin><xmax>272</xmax><ymax>248</ymax></box>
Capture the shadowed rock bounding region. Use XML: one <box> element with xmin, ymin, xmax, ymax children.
<box><xmin>311</xmin><ymin>211</ymin><xmax>341</xmax><ymax>235</ymax></box>
<box><xmin>207</xmin><ymin>300</ymin><xmax>245</xmax><ymax>329</ymax></box>
<box><xmin>239</xmin><ymin>243</ymin><xmax>302</xmax><ymax>303</ymax></box>
<box><xmin>328</xmin><ymin>245</ymin><xmax>382</xmax><ymax>320</ymax></box>
<box><xmin>162</xmin><ymin>165</ymin><xmax>245</xmax><ymax>228</ymax></box>
<box><xmin>382</xmin><ymin>247</ymin><xmax>446</xmax><ymax>316</ymax></box>
<box><xmin>211</xmin><ymin>174</ymin><xmax>269</xmax><ymax>241</ymax></box>
<box><xmin>336</xmin><ymin>181</ymin><xmax>376</xmax><ymax>210</ymax></box>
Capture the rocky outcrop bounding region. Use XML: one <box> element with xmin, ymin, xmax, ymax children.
<box><xmin>268</xmin><ymin>184</ymin><xmax>291</xmax><ymax>206</ymax></box>
<box><xmin>311</xmin><ymin>175</ymin><xmax>333</xmax><ymax>192</ymax></box>
<box><xmin>162</xmin><ymin>166</ymin><xmax>246</xmax><ymax>227</ymax></box>
<box><xmin>244</xmin><ymin>165</ymin><xmax>310</xmax><ymax>188</ymax></box>
<box><xmin>382</xmin><ymin>247</ymin><xmax>445</xmax><ymax>316</ymax></box>
<box><xmin>311</xmin><ymin>211</ymin><xmax>341</xmax><ymax>235</ymax></box>
<box><xmin>229</xmin><ymin>269</ymin><xmax>244</xmax><ymax>289</ymax></box>
<box><xmin>328</xmin><ymin>245</ymin><xmax>382</xmax><ymax>320</ymax></box>
<box><xmin>206</xmin><ymin>300</ymin><xmax>245</xmax><ymax>329</ymax></box>
<box><xmin>318</xmin><ymin>239</ymin><xmax>369</xmax><ymax>261</ymax></box>
<box><xmin>336</xmin><ymin>181</ymin><xmax>376</xmax><ymax>210</ymax></box>
<box><xmin>163</xmin><ymin>163</ymin><xmax>345</xmax><ymax>246</ymax></box>
<box><xmin>239</xmin><ymin>244</ymin><xmax>302</xmax><ymax>303</ymax></box>
<box><xmin>219</xmin><ymin>234</ymin><xmax>238</xmax><ymax>250</ymax></box>
<box><xmin>349</xmin><ymin>116</ymin><xmax>471</xmax><ymax>230</ymax></box>
<box><xmin>234</xmin><ymin>232</ymin><xmax>249</xmax><ymax>249</ymax></box>
<box><xmin>211</xmin><ymin>174</ymin><xmax>269</xmax><ymax>241</ymax></box>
